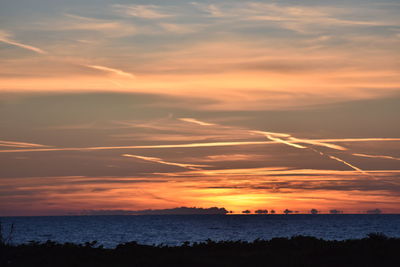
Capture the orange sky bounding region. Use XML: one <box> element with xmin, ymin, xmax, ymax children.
<box><xmin>0</xmin><ymin>0</ymin><xmax>399</xmax><ymax>215</ymax></box>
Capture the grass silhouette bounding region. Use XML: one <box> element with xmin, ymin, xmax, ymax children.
<box><xmin>1</xmin><ymin>233</ymin><xmax>399</xmax><ymax>266</ymax></box>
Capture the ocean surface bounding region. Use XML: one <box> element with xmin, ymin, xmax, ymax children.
<box><xmin>1</xmin><ymin>215</ymin><xmax>400</xmax><ymax>248</ymax></box>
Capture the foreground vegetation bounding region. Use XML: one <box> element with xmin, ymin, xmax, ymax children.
<box><xmin>1</xmin><ymin>234</ymin><xmax>399</xmax><ymax>267</ymax></box>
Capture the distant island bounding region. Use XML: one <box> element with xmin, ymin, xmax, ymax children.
<box><xmin>79</xmin><ymin>207</ymin><xmax>229</xmax><ymax>216</ymax></box>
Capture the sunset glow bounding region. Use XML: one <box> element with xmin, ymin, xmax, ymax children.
<box><xmin>0</xmin><ymin>0</ymin><xmax>399</xmax><ymax>216</ymax></box>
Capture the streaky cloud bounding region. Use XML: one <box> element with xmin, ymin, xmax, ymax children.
<box><xmin>251</xmin><ymin>131</ymin><xmax>347</xmax><ymax>150</ymax></box>
<box><xmin>188</xmin><ymin>118</ymin><xmax>371</xmax><ymax>177</ymax></box>
<box><xmin>261</xmin><ymin>133</ymin><xmax>307</xmax><ymax>149</ymax></box>
<box><xmin>251</xmin><ymin>130</ymin><xmax>290</xmax><ymax>138</ymax></box>
<box><xmin>288</xmin><ymin>137</ymin><xmax>347</xmax><ymax>151</ymax></box>
<box><xmin>179</xmin><ymin>118</ymin><xmax>216</xmax><ymax>126</ymax></box>
<box><xmin>85</xmin><ymin>65</ymin><xmax>136</xmax><ymax>78</ymax></box>
<box><xmin>0</xmin><ymin>140</ymin><xmax>50</xmax><ymax>148</ymax></box>
<box><xmin>122</xmin><ymin>154</ymin><xmax>210</xmax><ymax>170</ymax></box>
<box><xmin>353</xmin><ymin>153</ymin><xmax>400</xmax><ymax>161</ymax></box>
<box><xmin>0</xmin><ymin>138</ymin><xmax>399</xmax><ymax>153</ymax></box>
<box><xmin>113</xmin><ymin>4</ymin><xmax>172</xmax><ymax>19</ymax></box>
<box><xmin>0</xmin><ymin>141</ymin><xmax>274</xmax><ymax>153</ymax></box>
<box><xmin>328</xmin><ymin>155</ymin><xmax>373</xmax><ymax>177</ymax></box>
<box><xmin>0</xmin><ymin>30</ymin><xmax>46</xmax><ymax>54</ymax></box>
<box><xmin>319</xmin><ymin>138</ymin><xmax>400</xmax><ymax>143</ymax></box>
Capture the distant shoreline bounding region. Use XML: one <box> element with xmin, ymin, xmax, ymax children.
<box><xmin>2</xmin><ymin>213</ymin><xmax>399</xmax><ymax>218</ymax></box>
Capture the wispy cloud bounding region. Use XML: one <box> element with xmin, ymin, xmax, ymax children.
<box><xmin>0</xmin><ymin>140</ymin><xmax>50</xmax><ymax>148</ymax></box>
<box><xmin>260</xmin><ymin>133</ymin><xmax>307</xmax><ymax>149</ymax></box>
<box><xmin>0</xmin><ymin>141</ymin><xmax>274</xmax><ymax>153</ymax></box>
<box><xmin>186</xmin><ymin>118</ymin><xmax>373</xmax><ymax>177</ymax></box>
<box><xmin>113</xmin><ymin>4</ymin><xmax>172</xmax><ymax>19</ymax></box>
<box><xmin>328</xmin><ymin>155</ymin><xmax>371</xmax><ymax>176</ymax></box>
<box><xmin>0</xmin><ymin>30</ymin><xmax>46</xmax><ymax>54</ymax></box>
<box><xmin>159</xmin><ymin>23</ymin><xmax>199</xmax><ymax>34</ymax></box>
<box><xmin>199</xmin><ymin>154</ymin><xmax>265</xmax><ymax>162</ymax></box>
<box><xmin>257</xmin><ymin>132</ymin><xmax>369</xmax><ymax>176</ymax></box>
<box><xmin>315</xmin><ymin>138</ymin><xmax>400</xmax><ymax>143</ymax></box>
<box><xmin>353</xmin><ymin>153</ymin><xmax>400</xmax><ymax>161</ymax></box>
<box><xmin>288</xmin><ymin>138</ymin><xmax>347</xmax><ymax>151</ymax></box>
<box><xmin>85</xmin><ymin>65</ymin><xmax>136</xmax><ymax>78</ymax></box>
<box><xmin>193</xmin><ymin>2</ymin><xmax>393</xmax><ymax>34</ymax></box>
<box><xmin>122</xmin><ymin>154</ymin><xmax>209</xmax><ymax>170</ymax></box>
<box><xmin>0</xmin><ymin>138</ymin><xmax>399</xmax><ymax>154</ymax></box>
<box><xmin>63</xmin><ymin>14</ymin><xmax>136</xmax><ymax>37</ymax></box>
<box><xmin>179</xmin><ymin>118</ymin><xmax>216</xmax><ymax>126</ymax></box>
<box><xmin>252</xmin><ymin>131</ymin><xmax>347</xmax><ymax>151</ymax></box>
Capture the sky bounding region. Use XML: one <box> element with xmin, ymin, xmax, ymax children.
<box><xmin>0</xmin><ymin>0</ymin><xmax>399</xmax><ymax>216</ymax></box>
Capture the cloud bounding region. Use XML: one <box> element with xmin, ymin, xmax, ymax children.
<box><xmin>0</xmin><ymin>140</ymin><xmax>50</xmax><ymax>148</ymax></box>
<box><xmin>327</xmin><ymin>155</ymin><xmax>372</xmax><ymax>177</ymax></box>
<box><xmin>0</xmin><ymin>141</ymin><xmax>275</xmax><ymax>153</ymax></box>
<box><xmin>0</xmin><ymin>138</ymin><xmax>399</xmax><ymax>154</ymax></box>
<box><xmin>185</xmin><ymin>118</ymin><xmax>374</xmax><ymax>177</ymax></box>
<box><xmin>192</xmin><ymin>3</ymin><xmax>224</xmax><ymax>17</ymax></box>
<box><xmin>0</xmin><ymin>30</ymin><xmax>46</xmax><ymax>54</ymax></box>
<box><xmin>85</xmin><ymin>65</ymin><xmax>136</xmax><ymax>78</ymax></box>
<box><xmin>159</xmin><ymin>23</ymin><xmax>198</xmax><ymax>34</ymax></box>
<box><xmin>113</xmin><ymin>4</ymin><xmax>172</xmax><ymax>19</ymax></box>
<box><xmin>199</xmin><ymin>154</ymin><xmax>265</xmax><ymax>162</ymax></box>
<box><xmin>122</xmin><ymin>154</ymin><xmax>209</xmax><ymax>170</ymax></box>
<box><xmin>252</xmin><ymin>131</ymin><xmax>347</xmax><ymax>151</ymax></box>
<box><xmin>194</xmin><ymin>2</ymin><xmax>393</xmax><ymax>33</ymax></box>
<box><xmin>256</xmin><ymin>131</ymin><xmax>369</xmax><ymax>176</ymax></box>
<box><xmin>179</xmin><ymin>118</ymin><xmax>216</xmax><ymax>126</ymax></box>
<box><xmin>63</xmin><ymin>14</ymin><xmax>137</xmax><ymax>37</ymax></box>
<box><xmin>353</xmin><ymin>153</ymin><xmax>400</xmax><ymax>161</ymax></box>
<box><xmin>262</xmin><ymin>133</ymin><xmax>307</xmax><ymax>149</ymax></box>
<box><xmin>316</xmin><ymin>138</ymin><xmax>400</xmax><ymax>143</ymax></box>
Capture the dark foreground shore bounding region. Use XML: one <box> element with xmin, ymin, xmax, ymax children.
<box><xmin>1</xmin><ymin>234</ymin><xmax>399</xmax><ymax>267</ymax></box>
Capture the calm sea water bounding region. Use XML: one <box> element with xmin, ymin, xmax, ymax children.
<box><xmin>1</xmin><ymin>215</ymin><xmax>400</xmax><ymax>248</ymax></box>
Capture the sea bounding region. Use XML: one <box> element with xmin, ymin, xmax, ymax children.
<box><xmin>1</xmin><ymin>215</ymin><xmax>400</xmax><ymax>248</ymax></box>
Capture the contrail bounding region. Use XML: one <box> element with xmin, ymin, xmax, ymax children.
<box><xmin>266</xmin><ymin>134</ymin><xmax>370</xmax><ymax>177</ymax></box>
<box><xmin>183</xmin><ymin>121</ymin><xmax>344</xmax><ymax>151</ymax></box>
<box><xmin>122</xmin><ymin>154</ymin><xmax>210</xmax><ymax>170</ymax></box>
<box><xmin>263</xmin><ymin>134</ymin><xmax>307</xmax><ymax>149</ymax></box>
<box><xmin>251</xmin><ymin>130</ymin><xmax>290</xmax><ymax>138</ymax></box>
<box><xmin>327</xmin><ymin>155</ymin><xmax>371</xmax><ymax>175</ymax></box>
<box><xmin>188</xmin><ymin>118</ymin><xmax>373</xmax><ymax>177</ymax></box>
<box><xmin>252</xmin><ymin>130</ymin><xmax>346</xmax><ymax>151</ymax></box>
<box><xmin>0</xmin><ymin>140</ymin><xmax>50</xmax><ymax>148</ymax></box>
<box><xmin>85</xmin><ymin>65</ymin><xmax>135</xmax><ymax>78</ymax></box>
<box><xmin>353</xmin><ymin>153</ymin><xmax>400</xmax><ymax>161</ymax></box>
<box><xmin>0</xmin><ymin>141</ymin><xmax>276</xmax><ymax>153</ymax></box>
<box><xmin>288</xmin><ymin>137</ymin><xmax>347</xmax><ymax>151</ymax></box>
<box><xmin>0</xmin><ymin>138</ymin><xmax>398</xmax><ymax>155</ymax></box>
<box><xmin>315</xmin><ymin>138</ymin><xmax>400</xmax><ymax>143</ymax></box>
<box><xmin>179</xmin><ymin>118</ymin><xmax>216</xmax><ymax>126</ymax></box>
<box><xmin>0</xmin><ymin>31</ymin><xmax>46</xmax><ymax>54</ymax></box>
<box><xmin>307</xmin><ymin>147</ymin><xmax>374</xmax><ymax>178</ymax></box>
<box><xmin>254</xmin><ymin>131</ymin><xmax>347</xmax><ymax>150</ymax></box>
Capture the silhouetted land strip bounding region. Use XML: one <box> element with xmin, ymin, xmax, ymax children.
<box><xmin>1</xmin><ymin>233</ymin><xmax>399</xmax><ymax>266</ymax></box>
<box><xmin>79</xmin><ymin>207</ymin><xmax>229</xmax><ymax>216</ymax></box>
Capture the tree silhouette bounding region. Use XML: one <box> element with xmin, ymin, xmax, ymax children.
<box><xmin>255</xmin><ymin>209</ymin><xmax>268</xmax><ymax>214</ymax></box>
<box><xmin>242</xmin><ymin>210</ymin><xmax>251</xmax><ymax>214</ymax></box>
<box><xmin>366</xmin><ymin>208</ymin><xmax>382</xmax><ymax>214</ymax></box>
<box><xmin>310</xmin><ymin>209</ymin><xmax>318</xmax><ymax>215</ymax></box>
<box><xmin>283</xmin><ymin>209</ymin><xmax>293</xmax><ymax>215</ymax></box>
<box><xmin>329</xmin><ymin>209</ymin><xmax>342</xmax><ymax>214</ymax></box>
